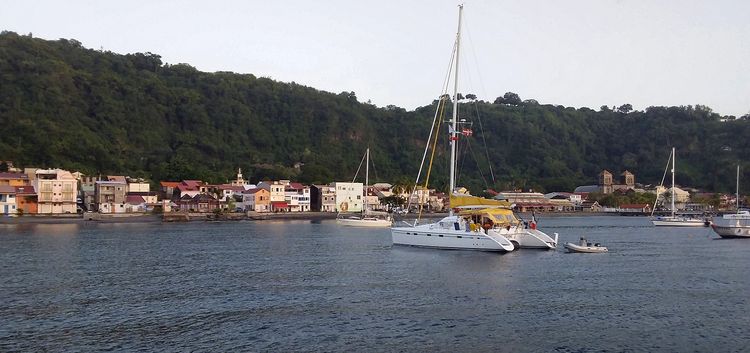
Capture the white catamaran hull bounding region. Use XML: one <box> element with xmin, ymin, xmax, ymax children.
<box><xmin>505</xmin><ymin>228</ymin><xmax>558</xmax><ymax>249</ymax></box>
<box><xmin>337</xmin><ymin>217</ymin><xmax>392</xmax><ymax>228</ymax></box>
<box><xmin>391</xmin><ymin>220</ymin><xmax>515</xmax><ymax>252</ymax></box>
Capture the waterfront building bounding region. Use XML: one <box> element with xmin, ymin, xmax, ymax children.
<box><xmin>0</xmin><ymin>172</ymin><xmax>30</xmax><ymax>186</ymax></box>
<box><xmin>258</xmin><ymin>181</ymin><xmax>289</xmax><ymax>212</ymax></box>
<box><xmin>332</xmin><ymin>182</ymin><xmax>363</xmax><ymax>213</ymax></box>
<box><xmin>35</xmin><ymin>169</ymin><xmax>78</xmax><ymax>214</ymax></box>
<box><xmin>285</xmin><ymin>183</ymin><xmax>310</xmax><ymax>212</ymax></box>
<box><xmin>310</xmin><ymin>184</ymin><xmax>336</xmax><ymax>212</ymax></box>
<box><xmin>159</xmin><ymin>181</ymin><xmax>180</xmax><ymax>200</ymax></box>
<box><xmin>95</xmin><ymin>180</ymin><xmax>127</xmax><ymax>213</ymax></box>
<box><xmin>178</xmin><ymin>193</ymin><xmax>220</xmax><ymax>212</ymax></box>
<box><xmin>0</xmin><ymin>185</ymin><xmax>17</xmax><ymax>215</ymax></box>
<box><xmin>495</xmin><ymin>191</ymin><xmax>556</xmax><ymax>212</ymax></box>
<box><xmin>242</xmin><ymin>188</ymin><xmax>270</xmax><ymax>212</ymax></box>
<box><xmin>79</xmin><ymin>176</ymin><xmax>99</xmax><ymax>211</ymax></box>
<box><xmin>14</xmin><ymin>185</ymin><xmax>37</xmax><ymax>214</ymax></box>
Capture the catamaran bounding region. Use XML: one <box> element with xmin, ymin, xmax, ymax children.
<box><xmin>650</xmin><ymin>147</ymin><xmax>705</xmax><ymax>227</ymax></box>
<box><xmin>390</xmin><ymin>5</ymin><xmax>557</xmax><ymax>251</ymax></box>
<box><xmin>337</xmin><ymin>148</ymin><xmax>393</xmax><ymax>227</ymax></box>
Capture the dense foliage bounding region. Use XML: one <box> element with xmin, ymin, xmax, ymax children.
<box><xmin>1</xmin><ymin>32</ymin><xmax>748</xmax><ymax>194</ymax></box>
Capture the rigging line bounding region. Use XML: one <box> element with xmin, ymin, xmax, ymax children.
<box><xmin>406</xmin><ymin>39</ymin><xmax>456</xmax><ymax>215</ymax></box>
<box><xmin>651</xmin><ymin>148</ymin><xmax>673</xmax><ymax>217</ymax></box>
<box><xmin>474</xmin><ymin>102</ymin><xmax>495</xmax><ymax>183</ymax></box>
<box><xmin>351</xmin><ymin>149</ymin><xmax>367</xmax><ymax>183</ymax></box>
<box><xmin>457</xmin><ymin>14</ymin><xmax>495</xmax><ymax>185</ymax></box>
<box><xmin>466</xmin><ymin>136</ymin><xmax>490</xmax><ymax>190</ymax></box>
<box><xmin>419</xmin><ymin>96</ymin><xmax>448</xmax><ymax>221</ymax></box>
<box><xmin>370</xmin><ymin>155</ymin><xmax>379</xmax><ymax>184</ymax></box>
<box><xmin>462</xmin><ymin>14</ymin><xmax>490</xmax><ymax>107</ymax></box>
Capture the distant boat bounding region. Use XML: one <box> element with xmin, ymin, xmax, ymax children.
<box><xmin>711</xmin><ymin>165</ymin><xmax>750</xmax><ymax>238</ymax></box>
<box><xmin>564</xmin><ymin>237</ymin><xmax>608</xmax><ymax>253</ymax></box>
<box><xmin>336</xmin><ymin>148</ymin><xmax>392</xmax><ymax>228</ymax></box>
<box><xmin>650</xmin><ymin>147</ymin><xmax>705</xmax><ymax>227</ymax></box>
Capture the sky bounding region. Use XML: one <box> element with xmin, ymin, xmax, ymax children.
<box><xmin>2</xmin><ymin>0</ymin><xmax>749</xmax><ymax>116</ymax></box>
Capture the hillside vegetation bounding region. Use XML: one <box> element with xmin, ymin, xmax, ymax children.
<box><xmin>1</xmin><ymin>31</ymin><xmax>748</xmax><ymax>193</ymax></box>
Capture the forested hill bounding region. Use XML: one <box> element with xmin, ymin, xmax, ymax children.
<box><xmin>1</xmin><ymin>31</ymin><xmax>748</xmax><ymax>193</ymax></box>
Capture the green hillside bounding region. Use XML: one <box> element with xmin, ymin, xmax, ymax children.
<box><xmin>1</xmin><ymin>31</ymin><xmax>748</xmax><ymax>193</ymax></box>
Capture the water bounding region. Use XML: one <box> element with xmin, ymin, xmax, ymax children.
<box><xmin>1</xmin><ymin>216</ymin><xmax>749</xmax><ymax>352</ymax></box>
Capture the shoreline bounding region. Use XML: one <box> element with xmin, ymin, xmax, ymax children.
<box><xmin>0</xmin><ymin>211</ymin><xmax>645</xmax><ymax>225</ymax></box>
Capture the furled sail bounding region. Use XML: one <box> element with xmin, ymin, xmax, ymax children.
<box><xmin>450</xmin><ymin>194</ymin><xmax>512</xmax><ymax>209</ymax></box>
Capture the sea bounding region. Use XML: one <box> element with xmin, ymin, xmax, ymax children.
<box><xmin>1</xmin><ymin>216</ymin><xmax>749</xmax><ymax>352</ymax></box>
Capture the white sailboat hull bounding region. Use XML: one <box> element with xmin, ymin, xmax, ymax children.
<box><xmin>337</xmin><ymin>217</ymin><xmax>392</xmax><ymax>228</ymax></box>
<box><xmin>651</xmin><ymin>217</ymin><xmax>706</xmax><ymax>227</ymax></box>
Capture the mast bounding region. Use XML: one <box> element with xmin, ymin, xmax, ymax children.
<box><xmin>449</xmin><ymin>4</ymin><xmax>463</xmax><ymax>209</ymax></box>
<box><xmin>737</xmin><ymin>164</ymin><xmax>740</xmax><ymax>212</ymax></box>
<box><xmin>671</xmin><ymin>147</ymin><xmax>675</xmax><ymax>217</ymax></box>
<box><xmin>365</xmin><ymin>147</ymin><xmax>369</xmax><ymax>213</ymax></box>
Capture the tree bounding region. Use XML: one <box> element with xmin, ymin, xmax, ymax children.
<box><xmin>617</xmin><ymin>104</ymin><xmax>633</xmax><ymax>114</ymax></box>
<box><xmin>523</xmin><ymin>99</ymin><xmax>539</xmax><ymax>106</ymax></box>
<box><xmin>600</xmin><ymin>105</ymin><xmax>611</xmax><ymax>112</ymax></box>
<box><xmin>465</xmin><ymin>93</ymin><xmax>477</xmax><ymax>100</ymax></box>
<box><xmin>496</xmin><ymin>92</ymin><xmax>522</xmax><ymax>105</ymax></box>
<box><xmin>0</xmin><ymin>161</ymin><xmax>8</xmax><ymax>172</ymax></box>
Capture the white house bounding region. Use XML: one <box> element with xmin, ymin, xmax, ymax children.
<box><xmin>35</xmin><ymin>169</ymin><xmax>78</xmax><ymax>214</ymax></box>
<box><xmin>332</xmin><ymin>182</ymin><xmax>363</xmax><ymax>213</ymax></box>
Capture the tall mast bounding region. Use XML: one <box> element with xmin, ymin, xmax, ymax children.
<box><xmin>671</xmin><ymin>147</ymin><xmax>676</xmax><ymax>217</ymax></box>
<box><xmin>449</xmin><ymin>4</ymin><xmax>463</xmax><ymax>202</ymax></box>
<box><xmin>365</xmin><ymin>147</ymin><xmax>369</xmax><ymax>212</ymax></box>
<box><xmin>737</xmin><ymin>164</ymin><xmax>740</xmax><ymax>211</ymax></box>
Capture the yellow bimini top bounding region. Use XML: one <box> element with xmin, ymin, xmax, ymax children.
<box><xmin>450</xmin><ymin>194</ymin><xmax>520</xmax><ymax>227</ymax></box>
<box><xmin>458</xmin><ymin>208</ymin><xmax>521</xmax><ymax>227</ymax></box>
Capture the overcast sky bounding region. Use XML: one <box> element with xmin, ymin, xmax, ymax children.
<box><xmin>2</xmin><ymin>0</ymin><xmax>748</xmax><ymax>116</ymax></box>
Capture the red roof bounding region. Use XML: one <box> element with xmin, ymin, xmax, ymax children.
<box><xmin>271</xmin><ymin>201</ymin><xmax>288</xmax><ymax>208</ymax></box>
<box><xmin>0</xmin><ymin>185</ymin><xmax>16</xmax><ymax>193</ymax></box>
<box><xmin>160</xmin><ymin>181</ymin><xmax>180</xmax><ymax>188</ymax></box>
<box><xmin>287</xmin><ymin>182</ymin><xmax>305</xmax><ymax>190</ymax></box>
<box><xmin>126</xmin><ymin>195</ymin><xmax>145</xmax><ymax>204</ymax></box>
<box><xmin>243</xmin><ymin>188</ymin><xmax>266</xmax><ymax>194</ymax></box>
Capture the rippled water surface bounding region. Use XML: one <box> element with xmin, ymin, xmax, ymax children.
<box><xmin>1</xmin><ymin>216</ymin><xmax>749</xmax><ymax>352</ymax></box>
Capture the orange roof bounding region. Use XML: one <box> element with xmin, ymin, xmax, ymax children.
<box><xmin>160</xmin><ymin>181</ymin><xmax>180</xmax><ymax>188</ymax></box>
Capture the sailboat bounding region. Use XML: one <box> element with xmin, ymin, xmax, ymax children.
<box><xmin>711</xmin><ymin>165</ymin><xmax>750</xmax><ymax>238</ymax></box>
<box><xmin>390</xmin><ymin>5</ymin><xmax>556</xmax><ymax>251</ymax></box>
<box><xmin>650</xmin><ymin>147</ymin><xmax>705</xmax><ymax>227</ymax></box>
<box><xmin>337</xmin><ymin>148</ymin><xmax>393</xmax><ymax>227</ymax></box>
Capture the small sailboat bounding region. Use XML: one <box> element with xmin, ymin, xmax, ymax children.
<box><xmin>650</xmin><ymin>147</ymin><xmax>705</xmax><ymax>227</ymax></box>
<box><xmin>564</xmin><ymin>237</ymin><xmax>608</xmax><ymax>253</ymax></box>
<box><xmin>337</xmin><ymin>148</ymin><xmax>393</xmax><ymax>227</ymax></box>
<box><xmin>711</xmin><ymin>165</ymin><xmax>750</xmax><ymax>238</ymax></box>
